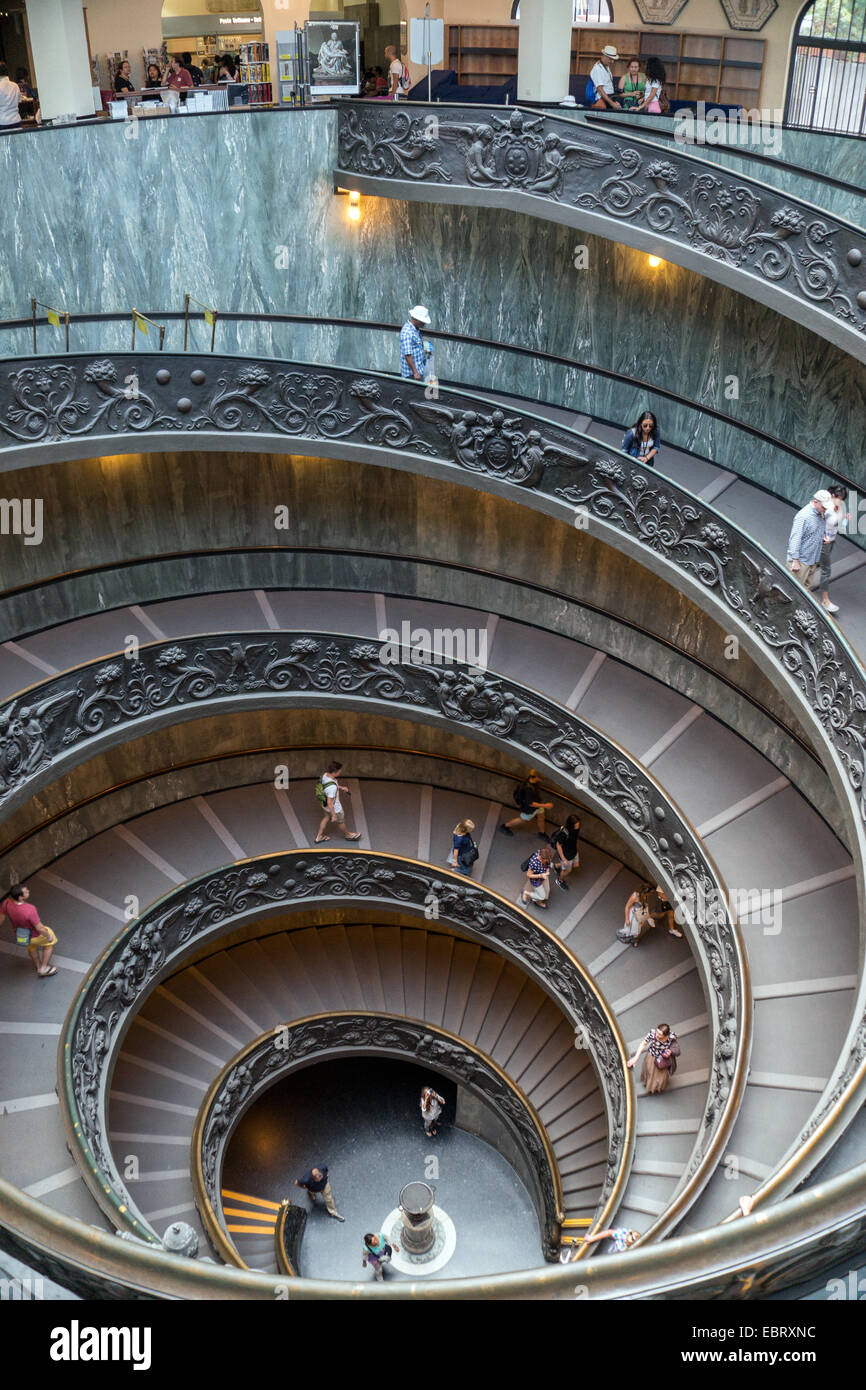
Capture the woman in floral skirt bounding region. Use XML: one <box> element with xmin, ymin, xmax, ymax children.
<box><xmin>627</xmin><ymin>1023</ymin><xmax>680</xmax><ymax>1094</ymax></box>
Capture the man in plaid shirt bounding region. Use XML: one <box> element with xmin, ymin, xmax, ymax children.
<box><xmin>400</xmin><ymin>304</ymin><xmax>432</xmax><ymax>379</ymax></box>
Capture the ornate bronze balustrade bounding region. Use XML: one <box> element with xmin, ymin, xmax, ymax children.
<box><xmin>5</xmin><ymin>628</ymin><xmax>747</xmax><ymax>1236</ymax></box>
<box><xmin>335</xmin><ymin>102</ymin><xmax>866</xmax><ymax>363</ymax></box>
<box><xmin>59</xmin><ymin>852</ymin><xmax>630</xmax><ymax>1254</ymax></box>
<box><xmin>0</xmin><ymin>351</ymin><xmax>863</xmax><ymax>1294</ymax></box>
<box><xmin>191</xmin><ymin>1014</ymin><xmax>566</xmax><ymax>1265</ymax></box>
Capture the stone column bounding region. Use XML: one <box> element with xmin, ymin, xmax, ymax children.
<box><xmin>26</xmin><ymin>0</ymin><xmax>96</xmax><ymax>120</ymax></box>
<box><xmin>399</xmin><ymin>1181</ymin><xmax>436</xmax><ymax>1255</ymax></box>
<box><xmin>517</xmin><ymin>0</ymin><xmax>574</xmax><ymax>104</ymax></box>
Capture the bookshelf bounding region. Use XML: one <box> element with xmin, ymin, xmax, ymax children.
<box><xmin>446</xmin><ymin>24</ymin><xmax>765</xmax><ymax>104</ymax></box>
<box><xmin>239</xmin><ymin>42</ymin><xmax>272</xmax><ymax>105</ymax></box>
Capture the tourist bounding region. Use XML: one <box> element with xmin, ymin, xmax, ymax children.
<box><xmin>622</xmin><ymin>411</ymin><xmax>661</xmax><ymax>468</ymax></box>
<box><xmin>619</xmin><ymin>59</ymin><xmax>645</xmax><ymax>111</ymax></box>
<box><xmin>315</xmin><ymin>761</ymin><xmax>362</xmax><ymax>843</ymax></box>
<box><xmin>551</xmin><ymin>813</ymin><xmax>581</xmax><ymax>891</ymax></box>
<box><xmin>362</xmin><ymin>1231</ymin><xmax>398</xmax><ymax>1279</ymax></box>
<box><xmin>448</xmin><ymin>818</ymin><xmax>477</xmax><ymax>876</ymax></box>
<box><xmin>0</xmin><ymin>884</ymin><xmax>57</xmax><ymax>977</ymax></box>
<box><xmin>499</xmin><ymin>769</ymin><xmax>553</xmax><ymax>838</ymax></box>
<box><xmin>786</xmin><ymin>489</ymin><xmax>833</xmax><ymax>591</ymax></box>
<box><xmin>617</xmin><ymin>884</ymin><xmax>652</xmax><ymax>947</ymax></box>
<box><xmin>385</xmin><ymin>44</ymin><xmax>409</xmax><ymax>100</ymax></box>
<box><xmin>588</xmin><ymin>45</ymin><xmax>622</xmax><ymax>111</ymax></box>
<box><xmin>182</xmin><ymin>51</ymin><xmax>203</xmax><ymax>87</ymax></box>
<box><xmin>374</xmin><ymin>66</ymin><xmax>388</xmax><ymax>94</ymax></box>
<box><xmin>294</xmin><ymin>1165</ymin><xmax>345</xmax><ymax>1221</ymax></box>
<box><xmin>650</xmin><ymin>883</ymin><xmax>683</xmax><ymax>937</ymax></box>
<box><xmin>113</xmin><ymin>60</ymin><xmax>135</xmax><ymax>94</ymax></box>
<box><xmin>627</xmin><ymin>1023</ymin><xmax>680</xmax><ymax>1094</ymax></box>
<box><xmin>637</xmin><ymin>56</ymin><xmax>667</xmax><ymax>113</ymax></box>
<box><xmin>400</xmin><ymin>305</ymin><xmax>432</xmax><ymax>380</ymax></box>
<box><xmin>144</xmin><ymin>62</ymin><xmax>163</xmax><ymax>90</ymax></box>
<box><xmin>819</xmin><ymin>483</ymin><xmax>848</xmax><ymax>614</ymax></box>
<box><xmin>0</xmin><ymin>62</ymin><xmax>22</xmax><ymax>129</ymax></box>
<box><xmin>421</xmin><ymin>1084</ymin><xmax>445</xmax><ymax>1137</ymax></box>
<box><xmin>563</xmin><ymin>1227</ymin><xmax>640</xmax><ymax>1262</ymax></box>
<box><xmin>15</xmin><ymin>67</ymin><xmax>35</xmax><ymax>101</ymax></box>
<box><xmin>162</xmin><ymin>55</ymin><xmax>193</xmax><ymax>91</ymax></box>
<box><xmin>521</xmin><ymin>844</ymin><xmax>554</xmax><ymax>910</ymax></box>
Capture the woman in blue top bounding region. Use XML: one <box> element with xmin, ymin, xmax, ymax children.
<box><xmin>448</xmin><ymin>818</ymin><xmax>476</xmax><ymax>876</ymax></box>
<box><xmin>622</xmin><ymin>411</ymin><xmax>660</xmax><ymax>468</ymax></box>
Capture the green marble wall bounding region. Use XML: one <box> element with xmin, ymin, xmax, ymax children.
<box><xmin>0</xmin><ymin>108</ymin><xmax>863</xmax><ymax>503</ymax></box>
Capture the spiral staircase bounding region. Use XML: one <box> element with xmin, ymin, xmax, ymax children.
<box><xmin>1</xmin><ymin>101</ymin><xmax>866</xmax><ymax>1301</ymax></box>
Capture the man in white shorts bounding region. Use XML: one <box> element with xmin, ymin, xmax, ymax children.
<box><xmin>316</xmin><ymin>760</ymin><xmax>362</xmax><ymax>842</ymax></box>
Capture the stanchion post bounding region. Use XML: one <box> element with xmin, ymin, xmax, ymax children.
<box><xmin>31</xmin><ymin>297</ymin><xmax>37</xmax><ymax>353</ymax></box>
<box><xmin>183</xmin><ymin>292</ymin><xmax>190</xmax><ymax>352</ymax></box>
<box><xmin>64</xmin><ymin>313</ymin><xmax>70</xmax><ymax>353</ymax></box>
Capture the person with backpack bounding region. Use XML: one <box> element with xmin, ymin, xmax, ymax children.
<box><xmin>499</xmin><ymin>770</ymin><xmax>553</xmax><ymax>840</ymax></box>
<box><xmin>363</xmin><ymin>1230</ymin><xmax>399</xmax><ymax>1280</ymax></box>
<box><xmin>551</xmin><ymin>813</ymin><xmax>581</xmax><ymax>892</ymax></box>
<box><xmin>315</xmin><ymin>761</ymin><xmax>362</xmax><ymax>843</ymax></box>
<box><xmin>448</xmin><ymin>818</ymin><xmax>478</xmax><ymax>877</ymax></box>
<box><xmin>385</xmin><ymin>44</ymin><xmax>411</xmax><ymax>99</ymax></box>
<box><xmin>0</xmin><ymin>883</ymin><xmax>57</xmax><ymax>976</ymax></box>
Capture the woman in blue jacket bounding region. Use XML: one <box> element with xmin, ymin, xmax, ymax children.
<box><xmin>622</xmin><ymin>411</ymin><xmax>660</xmax><ymax>468</ymax></box>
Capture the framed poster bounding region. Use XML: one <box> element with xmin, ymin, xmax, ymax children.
<box><xmin>306</xmin><ymin>21</ymin><xmax>360</xmax><ymax>96</ymax></box>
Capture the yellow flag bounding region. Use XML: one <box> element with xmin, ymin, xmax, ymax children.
<box><xmin>46</xmin><ymin>309</ymin><xmax>61</xmax><ymax>328</ymax></box>
<box><xmin>135</xmin><ymin>315</ymin><xmax>149</xmax><ymax>336</ymax></box>
<box><xmin>204</xmin><ymin>310</ymin><xmax>215</xmax><ymax>327</ymax></box>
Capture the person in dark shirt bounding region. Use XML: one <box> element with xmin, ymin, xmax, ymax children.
<box><xmin>181</xmin><ymin>51</ymin><xmax>203</xmax><ymax>86</ymax></box>
<box><xmin>114</xmin><ymin>59</ymin><xmax>135</xmax><ymax>93</ymax></box>
<box><xmin>294</xmin><ymin>1165</ymin><xmax>345</xmax><ymax>1221</ymax></box>
<box><xmin>15</xmin><ymin>67</ymin><xmax>35</xmax><ymax>100</ymax></box>
<box><xmin>499</xmin><ymin>769</ymin><xmax>553</xmax><ymax>839</ymax></box>
<box><xmin>552</xmin><ymin>813</ymin><xmax>581</xmax><ymax>891</ymax></box>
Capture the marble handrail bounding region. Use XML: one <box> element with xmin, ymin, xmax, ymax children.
<box><xmin>334</xmin><ymin>101</ymin><xmax>866</xmax><ymax>364</ymax></box>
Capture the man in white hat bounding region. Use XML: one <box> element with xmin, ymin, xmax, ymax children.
<box><xmin>589</xmin><ymin>45</ymin><xmax>622</xmax><ymax>111</ymax></box>
<box><xmin>400</xmin><ymin>305</ymin><xmax>433</xmax><ymax>381</ymax></box>
<box><xmin>786</xmin><ymin>489</ymin><xmax>834</xmax><ymax>592</ymax></box>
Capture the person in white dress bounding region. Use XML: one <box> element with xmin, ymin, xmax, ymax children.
<box><xmin>421</xmin><ymin>1085</ymin><xmax>445</xmax><ymax>1137</ymax></box>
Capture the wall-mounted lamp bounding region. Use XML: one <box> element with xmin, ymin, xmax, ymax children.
<box><xmin>348</xmin><ymin>189</ymin><xmax>361</xmax><ymax>222</ymax></box>
<box><xmin>648</xmin><ymin>255</ymin><xmax>662</xmax><ymax>268</ymax></box>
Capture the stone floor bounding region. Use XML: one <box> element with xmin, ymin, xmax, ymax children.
<box><xmin>222</xmin><ymin>1056</ymin><xmax>544</xmax><ymax>1282</ymax></box>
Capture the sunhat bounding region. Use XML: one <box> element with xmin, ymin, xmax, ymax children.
<box><xmin>409</xmin><ymin>305</ymin><xmax>431</xmax><ymax>324</ymax></box>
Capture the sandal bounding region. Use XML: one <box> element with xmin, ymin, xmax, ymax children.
<box><xmin>315</xmin><ymin>835</ymin><xmax>331</xmax><ymax>843</ymax></box>
<box><xmin>346</xmin><ymin>832</ymin><xmax>362</xmax><ymax>841</ymax></box>
<box><xmin>39</xmin><ymin>966</ymin><xmax>57</xmax><ymax>977</ymax></box>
